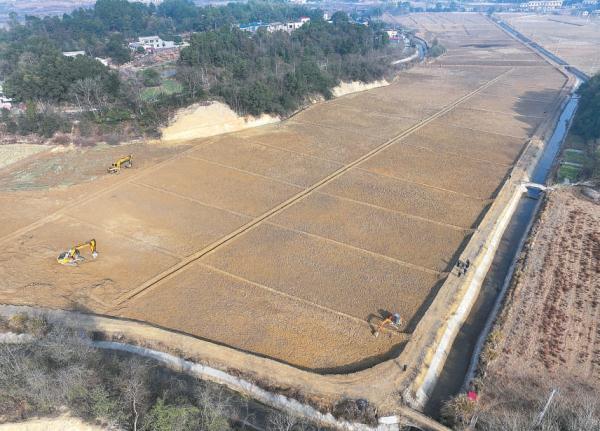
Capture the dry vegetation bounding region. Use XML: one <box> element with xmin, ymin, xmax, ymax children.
<box><xmin>444</xmin><ymin>189</ymin><xmax>600</xmax><ymax>429</ymax></box>
<box><xmin>0</xmin><ymin>313</ymin><xmax>316</xmax><ymax>431</ymax></box>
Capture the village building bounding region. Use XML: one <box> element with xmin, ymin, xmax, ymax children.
<box><xmin>130</xmin><ymin>36</ymin><xmax>176</xmax><ymax>51</ymax></box>
<box><xmin>522</xmin><ymin>0</ymin><xmax>563</xmax><ymax>10</ymax></box>
<box><xmin>239</xmin><ymin>17</ymin><xmax>310</xmax><ymax>34</ymax></box>
<box><xmin>62</xmin><ymin>51</ymin><xmax>85</xmax><ymax>58</ymax></box>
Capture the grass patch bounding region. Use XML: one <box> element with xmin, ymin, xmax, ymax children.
<box><xmin>141</xmin><ymin>79</ymin><xmax>183</xmax><ymax>101</ymax></box>
<box><xmin>564</xmin><ymin>133</ymin><xmax>587</xmax><ymax>151</ymax></box>
<box><xmin>557</xmin><ymin>163</ymin><xmax>581</xmax><ymax>182</ymax></box>
<box><xmin>563</xmin><ymin>149</ymin><xmax>586</xmax><ymax>165</ymax></box>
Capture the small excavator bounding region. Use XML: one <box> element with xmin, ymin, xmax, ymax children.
<box><xmin>57</xmin><ymin>239</ymin><xmax>98</xmax><ymax>266</ymax></box>
<box><xmin>108</xmin><ymin>155</ymin><xmax>133</xmax><ymax>174</ymax></box>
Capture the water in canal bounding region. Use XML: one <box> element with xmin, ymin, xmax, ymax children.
<box><xmin>424</xmin><ymin>90</ymin><xmax>581</xmax><ymax>418</ymax></box>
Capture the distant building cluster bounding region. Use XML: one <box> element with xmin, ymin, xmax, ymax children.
<box><xmin>238</xmin><ymin>17</ymin><xmax>311</xmax><ymax>34</ymax></box>
<box><xmin>521</xmin><ymin>0</ymin><xmax>564</xmax><ymax>11</ymax></box>
<box><xmin>129</xmin><ymin>36</ymin><xmax>177</xmax><ymax>52</ymax></box>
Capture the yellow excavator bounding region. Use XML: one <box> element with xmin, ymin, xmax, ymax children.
<box><xmin>57</xmin><ymin>239</ymin><xmax>98</xmax><ymax>266</ymax></box>
<box><xmin>108</xmin><ymin>155</ymin><xmax>133</xmax><ymax>174</ymax></box>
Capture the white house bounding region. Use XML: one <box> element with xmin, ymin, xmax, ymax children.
<box><xmin>267</xmin><ymin>17</ymin><xmax>310</xmax><ymax>33</ymax></box>
<box><xmin>62</xmin><ymin>51</ymin><xmax>85</xmax><ymax>57</ymax></box>
<box><xmin>134</xmin><ymin>36</ymin><xmax>176</xmax><ymax>51</ymax></box>
<box><xmin>523</xmin><ymin>0</ymin><xmax>563</xmax><ymax>10</ymax></box>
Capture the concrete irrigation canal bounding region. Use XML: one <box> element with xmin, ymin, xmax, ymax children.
<box><xmin>423</xmin><ymin>17</ymin><xmax>587</xmax><ymax>418</ymax></box>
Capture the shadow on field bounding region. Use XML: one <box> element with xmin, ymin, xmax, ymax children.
<box><xmin>513</xmin><ymin>88</ymin><xmax>563</xmax><ymax>138</ymax></box>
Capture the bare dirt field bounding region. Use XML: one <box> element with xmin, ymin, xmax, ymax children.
<box><xmin>498</xmin><ymin>14</ymin><xmax>600</xmax><ymax>76</ymax></box>
<box><xmin>476</xmin><ymin>188</ymin><xmax>600</xmax><ymax>420</ymax></box>
<box><xmin>0</xmin><ymin>14</ymin><xmax>569</xmax><ymax>372</ymax></box>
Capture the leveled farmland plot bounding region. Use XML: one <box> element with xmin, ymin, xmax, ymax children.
<box><xmin>359</xmin><ymin>144</ymin><xmax>508</xmax><ymax>199</ymax></box>
<box><xmin>0</xmin><ymin>192</ymin><xmax>71</xmax><ymax>238</ymax></box>
<box><xmin>75</xmin><ymin>183</ymin><xmax>251</xmax><ymax>257</ymax></box>
<box><xmin>332</xmin><ymin>94</ymin><xmax>435</xmax><ymax>120</ymax></box>
<box><xmin>137</xmin><ymin>156</ymin><xmax>303</xmax><ymax>217</ymax></box>
<box><xmin>201</xmin><ymin>223</ymin><xmax>442</xmax><ymax>322</ymax></box>
<box><xmin>464</xmin><ymin>93</ymin><xmax>550</xmax><ymax>119</ymax></box>
<box><xmin>438</xmin><ymin>108</ymin><xmax>537</xmax><ymax>138</ymax></box>
<box><xmin>254</xmin><ymin>123</ymin><xmax>385</xmax><ymax>164</ymax></box>
<box><xmin>402</xmin><ymin>122</ymin><xmax>524</xmax><ymax>165</ymax></box>
<box><xmin>320</xmin><ymin>169</ymin><xmax>487</xmax><ymax>228</ymax></box>
<box><xmin>0</xmin><ymin>216</ymin><xmax>180</xmax><ymax>307</ymax></box>
<box><xmin>270</xmin><ymin>192</ymin><xmax>468</xmax><ymax>272</ymax></box>
<box><xmin>479</xmin><ymin>81</ymin><xmax>562</xmax><ymax>102</ymax></box>
<box><xmin>189</xmin><ymin>138</ymin><xmax>342</xmax><ymax>188</ymax></box>
<box><xmin>291</xmin><ymin>104</ymin><xmax>417</xmax><ymax>139</ymax></box>
<box><xmin>506</xmin><ymin>67</ymin><xmax>567</xmax><ymax>91</ymax></box>
<box><xmin>121</xmin><ymin>262</ymin><xmax>408</xmax><ymax>370</ymax></box>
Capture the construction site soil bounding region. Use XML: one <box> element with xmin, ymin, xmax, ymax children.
<box><xmin>0</xmin><ymin>14</ymin><xmax>569</xmax><ymax>373</ymax></box>
<box><xmin>482</xmin><ymin>188</ymin><xmax>600</xmax><ymax>403</ymax></box>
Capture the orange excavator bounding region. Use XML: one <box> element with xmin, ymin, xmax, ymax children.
<box><xmin>373</xmin><ymin>313</ymin><xmax>402</xmax><ymax>337</ymax></box>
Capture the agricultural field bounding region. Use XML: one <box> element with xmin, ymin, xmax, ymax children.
<box><xmin>141</xmin><ymin>79</ymin><xmax>183</xmax><ymax>101</ymax></box>
<box><xmin>498</xmin><ymin>14</ymin><xmax>600</xmax><ymax>76</ymax></box>
<box><xmin>0</xmin><ymin>14</ymin><xmax>569</xmax><ymax>372</ymax></box>
<box><xmin>473</xmin><ymin>188</ymin><xmax>600</xmax><ymax>426</ymax></box>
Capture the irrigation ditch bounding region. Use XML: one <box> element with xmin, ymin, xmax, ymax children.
<box><xmin>422</xmin><ymin>16</ymin><xmax>587</xmax><ymax>419</ymax></box>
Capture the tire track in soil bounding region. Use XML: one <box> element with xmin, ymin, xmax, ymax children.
<box><xmin>112</xmin><ymin>69</ymin><xmax>513</xmax><ymax>309</ymax></box>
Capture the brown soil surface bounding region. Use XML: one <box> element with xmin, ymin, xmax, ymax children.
<box><xmin>0</xmin><ymin>13</ymin><xmax>569</xmax><ymax>371</ymax></box>
<box><xmin>498</xmin><ymin>13</ymin><xmax>600</xmax><ymax>76</ymax></box>
<box><xmin>480</xmin><ymin>189</ymin><xmax>600</xmax><ymax>411</ymax></box>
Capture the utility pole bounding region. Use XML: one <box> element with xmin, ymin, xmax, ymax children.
<box><xmin>532</xmin><ymin>388</ymin><xmax>558</xmax><ymax>428</ymax></box>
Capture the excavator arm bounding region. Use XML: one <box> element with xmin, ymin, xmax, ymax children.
<box><xmin>108</xmin><ymin>155</ymin><xmax>133</xmax><ymax>174</ymax></box>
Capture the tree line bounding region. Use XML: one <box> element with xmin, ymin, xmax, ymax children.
<box><xmin>178</xmin><ymin>13</ymin><xmax>394</xmax><ymax>116</ymax></box>
<box><xmin>0</xmin><ymin>0</ymin><xmax>403</xmax><ymax>141</ymax></box>
<box><xmin>571</xmin><ymin>73</ymin><xmax>600</xmax><ymax>180</ymax></box>
<box><xmin>0</xmin><ymin>313</ymin><xmax>316</xmax><ymax>431</ymax></box>
<box><xmin>0</xmin><ymin>0</ymin><xmax>320</xmax><ymax>64</ymax></box>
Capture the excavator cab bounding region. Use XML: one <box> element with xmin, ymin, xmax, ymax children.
<box><xmin>108</xmin><ymin>155</ymin><xmax>133</xmax><ymax>174</ymax></box>
<box><xmin>57</xmin><ymin>239</ymin><xmax>98</xmax><ymax>266</ymax></box>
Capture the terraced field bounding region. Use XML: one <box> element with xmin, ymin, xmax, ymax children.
<box><xmin>0</xmin><ymin>13</ymin><xmax>568</xmax><ymax>372</ymax></box>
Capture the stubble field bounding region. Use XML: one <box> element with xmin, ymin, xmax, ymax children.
<box><xmin>0</xmin><ymin>13</ymin><xmax>568</xmax><ymax>371</ymax></box>
<box><xmin>498</xmin><ymin>13</ymin><xmax>600</xmax><ymax>76</ymax></box>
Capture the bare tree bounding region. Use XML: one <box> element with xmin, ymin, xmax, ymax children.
<box><xmin>267</xmin><ymin>411</ymin><xmax>307</xmax><ymax>431</ymax></box>
<box><xmin>178</xmin><ymin>66</ymin><xmax>208</xmax><ymax>98</ymax></box>
<box><xmin>70</xmin><ymin>77</ymin><xmax>109</xmax><ymax>113</ymax></box>
<box><xmin>120</xmin><ymin>358</ymin><xmax>150</xmax><ymax>431</ymax></box>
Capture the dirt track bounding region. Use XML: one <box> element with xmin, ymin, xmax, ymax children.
<box><xmin>0</xmin><ymin>14</ymin><xmax>568</xmax><ymax>371</ymax></box>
